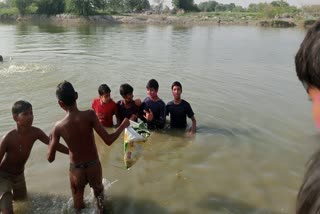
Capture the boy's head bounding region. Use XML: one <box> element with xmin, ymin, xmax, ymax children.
<box><xmin>12</xmin><ymin>100</ymin><xmax>33</xmax><ymax>124</ymax></box>
<box><xmin>295</xmin><ymin>20</ymin><xmax>320</xmax><ymax>128</ymax></box>
<box><xmin>295</xmin><ymin>19</ymin><xmax>320</xmax><ymax>92</ymax></box>
<box><xmin>146</xmin><ymin>79</ymin><xmax>159</xmax><ymax>99</ymax></box>
<box><xmin>171</xmin><ymin>81</ymin><xmax>182</xmax><ymax>100</ymax></box>
<box><xmin>98</xmin><ymin>84</ymin><xmax>111</xmax><ymax>104</ymax></box>
<box><xmin>120</xmin><ymin>83</ymin><xmax>134</xmax><ymax>100</ymax></box>
<box><xmin>56</xmin><ymin>81</ymin><xmax>77</xmax><ymax>107</ymax></box>
<box><xmin>146</xmin><ymin>79</ymin><xmax>159</xmax><ymax>91</ymax></box>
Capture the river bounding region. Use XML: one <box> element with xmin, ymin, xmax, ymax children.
<box><xmin>0</xmin><ymin>22</ymin><xmax>315</xmax><ymax>214</ymax></box>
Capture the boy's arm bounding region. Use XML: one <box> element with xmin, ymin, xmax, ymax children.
<box><xmin>189</xmin><ymin>116</ymin><xmax>197</xmax><ymax>134</ymax></box>
<box><xmin>0</xmin><ymin>134</ymin><xmax>9</xmax><ymax>163</ymax></box>
<box><xmin>114</xmin><ymin>105</ymin><xmax>121</xmax><ymax>127</ymax></box>
<box><xmin>36</xmin><ymin>128</ymin><xmax>69</xmax><ymax>155</ymax></box>
<box><xmin>47</xmin><ymin>125</ymin><xmax>61</xmax><ymax>162</ymax></box>
<box><xmin>91</xmin><ymin>110</ymin><xmax>129</xmax><ymax>145</ymax></box>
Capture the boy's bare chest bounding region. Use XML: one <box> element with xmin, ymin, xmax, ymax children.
<box><xmin>10</xmin><ymin>133</ymin><xmax>36</xmax><ymax>154</ymax></box>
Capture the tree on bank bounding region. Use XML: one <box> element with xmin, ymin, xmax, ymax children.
<box><xmin>125</xmin><ymin>0</ymin><xmax>150</xmax><ymax>12</ymax></box>
<box><xmin>65</xmin><ymin>0</ymin><xmax>106</xmax><ymax>16</ymax></box>
<box><xmin>14</xmin><ymin>0</ymin><xmax>32</xmax><ymax>15</ymax></box>
<box><xmin>172</xmin><ymin>0</ymin><xmax>197</xmax><ymax>11</ymax></box>
<box><xmin>35</xmin><ymin>0</ymin><xmax>65</xmax><ymax>15</ymax></box>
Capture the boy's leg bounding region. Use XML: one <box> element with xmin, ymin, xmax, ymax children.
<box><xmin>0</xmin><ymin>192</ymin><xmax>13</xmax><ymax>214</ymax></box>
<box><xmin>11</xmin><ymin>173</ymin><xmax>27</xmax><ymax>200</ymax></box>
<box><xmin>0</xmin><ymin>172</ymin><xmax>14</xmax><ymax>213</ymax></box>
<box><xmin>69</xmin><ymin>169</ymin><xmax>86</xmax><ymax>210</ymax></box>
<box><xmin>87</xmin><ymin>162</ymin><xmax>104</xmax><ymax>213</ymax></box>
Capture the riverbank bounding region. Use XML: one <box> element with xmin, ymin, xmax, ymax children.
<box><xmin>0</xmin><ymin>13</ymin><xmax>315</xmax><ymax>27</ymax></box>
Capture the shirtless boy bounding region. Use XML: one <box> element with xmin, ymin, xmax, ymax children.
<box><xmin>48</xmin><ymin>81</ymin><xmax>129</xmax><ymax>213</ymax></box>
<box><xmin>0</xmin><ymin>100</ymin><xmax>69</xmax><ymax>214</ymax></box>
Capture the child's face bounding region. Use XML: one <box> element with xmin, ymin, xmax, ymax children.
<box><xmin>123</xmin><ymin>93</ymin><xmax>134</xmax><ymax>102</ymax></box>
<box><xmin>147</xmin><ymin>88</ymin><xmax>158</xmax><ymax>99</ymax></box>
<box><xmin>14</xmin><ymin>108</ymin><xmax>33</xmax><ymax>127</ymax></box>
<box><xmin>172</xmin><ymin>86</ymin><xmax>182</xmax><ymax>99</ymax></box>
<box><xmin>100</xmin><ymin>93</ymin><xmax>111</xmax><ymax>104</ymax></box>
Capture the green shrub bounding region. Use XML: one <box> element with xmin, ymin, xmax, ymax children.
<box><xmin>35</xmin><ymin>0</ymin><xmax>65</xmax><ymax>15</ymax></box>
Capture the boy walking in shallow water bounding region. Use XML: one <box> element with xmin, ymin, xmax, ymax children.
<box><xmin>48</xmin><ymin>81</ymin><xmax>129</xmax><ymax>213</ymax></box>
<box><xmin>0</xmin><ymin>100</ymin><xmax>69</xmax><ymax>214</ymax></box>
<box><xmin>295</xmin><ymin>20</ymin><xmax>320</xmax><ymax>214</ymax></box>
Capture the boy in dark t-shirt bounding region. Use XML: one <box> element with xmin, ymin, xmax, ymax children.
<box><xmin>117</xmin><ymin>83</ymin><xmax>142</xmax><ymax>123</ymax></box>
<box><xmin>141</xmin><ymin>79</ymin><xmax>166</xmax><ymax>130</ymax></box>
<box><xmin>166</xmin><ymin>81</ymin><xmax>196</xmax><ymax>134</ymax></box>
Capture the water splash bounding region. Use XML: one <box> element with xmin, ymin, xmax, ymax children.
<box><xmin>61</xmin><ymin>178</ymin><xmax>118</xmax><ymax>214</ymax></box>
<box><xmin>0</xmin><ymin>64</ymin><xmax>49</xmax><ymax>76</ymax></box>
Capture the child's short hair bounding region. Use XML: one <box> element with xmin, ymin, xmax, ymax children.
<box><xmin>146</xmin><ymin>79</ymin><xmax>159</xmax><ymax>90</ymax></box>
<box><xmin>295</xmin><ymin>19</ymin><xmax>320</xmax><ymax>89</ymax></box>
<box><xmin>56</xmin><ymin>81</ymin><xmax>76</xmax><ymax>106</ymax></box>
<box><xmin>12</xmin><ymin>100</ymin><xmax>32</xmax><ymax>115</ymax></box>
<box><xmin>171</xmin><ymin>81</ymin><xmax>182</xmax><ymax>90</ymax></box>
<box><xmin>120</xmin><ymin>83</ymin><xmax>133</xmax><ymax>97</ymax></box>
<box><xmin>98</xmin><ymin>84</ymin><xmax>111</xmax><ymax>95</ymax></box>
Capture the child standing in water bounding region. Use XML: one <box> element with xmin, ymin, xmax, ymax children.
<box><xmin>92</xmin><ymin>84</ymin><xmax>120</xmax><ymax>127</ymax></box>
<box><xmin>0</xmin><ymin>100</ymin><xmax>69</xmax><ymax>214</ymax></box>
<box><xmin>48</xmin><ymin>81</ymin><xmax>129</xmax><ymax>213</ymax></box>
<box><xmin>295</xmin><ymin>20</ymin><xmax>320</xmax><ymax>214</ymax></box>
<box><xmin>166</xmin><ymin>81</ymin><xmax>196</xmax><ymax>135</ymax></box>
<box><xmin>141</xmin><ymin>79</ymin><xmax>166</xmax><ymax>130</ymax></box>
<box><xmin>117</xmin><ymin>83</ymin><xmax>142</xmax><ymax>123</ymax></box>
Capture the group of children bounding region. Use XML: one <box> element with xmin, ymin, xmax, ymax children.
<box><xmin>0</xmin><ymin>79</ymin><xmax>196</xmax><ymax>213</ymax></box>
<box><xmin>91</xmin><ymin>79</ymin><xmax>197</xmax><ymax>134</ymax></box>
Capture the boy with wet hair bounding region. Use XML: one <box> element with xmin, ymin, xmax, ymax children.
<box><xmin>141</xmin><ymin>79</ymin><xmax>166</xmax><ymax>130</ymax></box>
<box><xmin>117</xmin><ymin>83</ymin><xmax>142</xmax><ymax>123</ymax></box>
<box><xmin>48</xmin><ymin>81</ymin><xmax>129</xmax><ymax>213</ymax></box>
<box><xmin>166</xmin><ymin>81</ymin><xmax>196</xmax><ymax>135</ymax></box>
<box><xmin>295</xmin><ymin>19</ymin><xmax>320</xmax><ymax>214</ymax></box>
<box><xmin>0</xmin><ymin>100</ymin><xmax>69</xmax><ymax>214</ymax></box>
<box><xmin>92</xmin><ymin>84</ymin><xmax>120</xmax><ymax>127</ymax></box>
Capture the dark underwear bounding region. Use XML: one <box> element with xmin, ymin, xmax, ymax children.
<box><xmin>69</xmin><ymin>159</ymin><xmax>99</xmax><ymax>171</ymax></box>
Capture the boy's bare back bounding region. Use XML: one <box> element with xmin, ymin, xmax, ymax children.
<box><xmin>52</xmin><ymin>109</ymin><xmax>100</xmax><ymax>164</ymax></box>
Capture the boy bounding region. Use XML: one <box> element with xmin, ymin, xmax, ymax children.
<box><xmin>295</xmin><ymin>20</ymin><xmax>320</xmax><ymax>214</ymax></box>
<box><xmin>166</xmin><ymin>81</ymin><xmax>196</xmax><ymax>134</ymax></box>
<box><xmin>117</xmin><ymin>83</ymin><xmax>142</xmax><ymax>123</ymax></box>
<box><xmin>0</xmin><ymin>100</ymin><xmax>69</xmax><ymax>214</ymax></box>
<box><xmin>92</xmin><ymin>84</ymin><xmax>120</xmax><ymax>127</ymax></box>
<box><xmin>48</xmin><ymin>81</ymin><xmax>129</xmax><ymax>213</ymax></box>
<box><xmin>141</xmin><ymin>79</ymin><xmax>166</xmax><ymax>130</ymax></box>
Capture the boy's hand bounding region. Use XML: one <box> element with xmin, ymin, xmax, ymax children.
<box><xmin>143</xmin><ymin>109</ymin><xmax>153</xmax><ymax>121</ymax></box>
<box><xmin>121</xmin><ymin>118</ymin><xmax>130</xmax><ymax>128</ymax></box>
<box><xmin>134</xmin><ymin>99</ymin><xmax>142</xmax><ymax>106</ymax></box>
<box><xmin>130</xmin><ymin>114</ymin><xmax>138</xmax><ymax>121</ymax></box>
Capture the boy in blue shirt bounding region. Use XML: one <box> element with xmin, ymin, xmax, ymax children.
<box><xmin>141</xmin><ymin>79</ymin><xmax>166</xmax><ymax>130</ymax></box>
<box><xmin>166</xmin><ymin>81</ymin><xmax>196</xmax><ymax>135</ymax></box>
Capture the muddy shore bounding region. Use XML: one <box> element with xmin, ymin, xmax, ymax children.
<box><xmin>0</xmin><ymin>13</ymin><xmax>307</xmax><ymax>27</ymax></box>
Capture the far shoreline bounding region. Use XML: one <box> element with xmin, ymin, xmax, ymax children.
<box><xmin>0</xmin><ymin>13</ymin><xmax>316</xmax><ymax>28</ymax></box>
